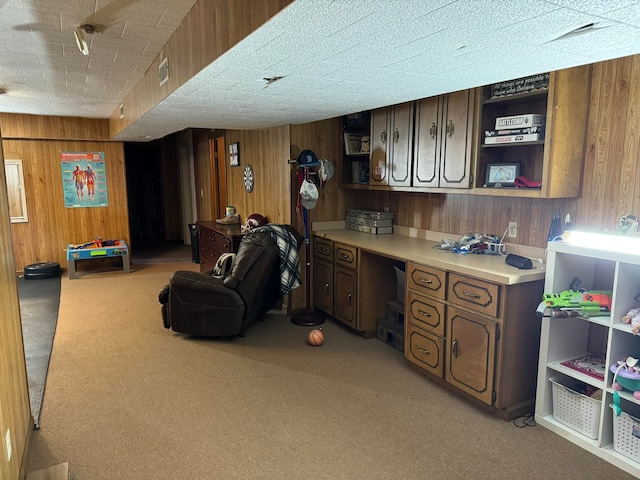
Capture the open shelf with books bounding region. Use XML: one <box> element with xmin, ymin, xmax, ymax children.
<box><xmin>340</xmin><ymin>111</ymin><xmax>371</xmax><ymax>186</ymax></box>
<box><xmin>473</xmin><ymin>65</ymin><xmax>592</xmax><ymax>198</ymax></box>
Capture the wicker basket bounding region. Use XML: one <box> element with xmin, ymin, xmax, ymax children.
<box><xmin>611</xmin><ymin>404</ymin><xmax>640</xmax><ymax>463</ymax></box>
<box><xmin>550</xmin><ymin>377</ymin><xmax>601</xmax><ymax>439</ymax></box>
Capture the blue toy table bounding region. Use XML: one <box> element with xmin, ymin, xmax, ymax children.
<box><xmin>66</xmin><ymin>241</ymin><xmax>130</xmax><ymax>279</ymax></box>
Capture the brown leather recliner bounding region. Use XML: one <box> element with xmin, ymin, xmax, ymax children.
<box><xmin>159</xmin><ymin>225</ymin><xmax>303</xmax><ymax>337</ymax></box>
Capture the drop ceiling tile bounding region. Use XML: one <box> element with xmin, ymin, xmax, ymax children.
<box><xmin>544</xmin><ymin>0</ymin><xmax>640</xmax><ymax>15</ymax></box>
<box><xmin>598</xmin><ymin>3</ymin><xmax>640</xmax><ymax>27</ymax></box>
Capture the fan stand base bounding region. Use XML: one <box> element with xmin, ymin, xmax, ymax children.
<box><xmin>290</xmin><ymin>310</ymin><xmax>325</xmax><ymax>326</ymax></box>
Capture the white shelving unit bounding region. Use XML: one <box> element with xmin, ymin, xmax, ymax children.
<box><xmin>535</xmin><ymin>232</ymin><xmax>640</xmax><ymax>477</ymax></box>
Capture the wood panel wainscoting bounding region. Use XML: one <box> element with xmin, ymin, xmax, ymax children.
<box><xmin>0</xmin><ymin>137</ymin><xmax>34</xmax><ymax>480</ymax></box>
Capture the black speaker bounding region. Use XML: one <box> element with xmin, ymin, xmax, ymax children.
<box><xmin>505</xmin><ymin>254</ymin><xmax>534</xmax><ymax>270</ymax></box>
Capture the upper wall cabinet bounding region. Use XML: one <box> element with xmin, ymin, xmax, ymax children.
<box><xmin>473</xmin><ymin>65</ymin><xmax>592</xmax><ymax>198</ymax></box>
<box><xmin>413</xmin><ymin>90</ymin><xmax>476</xmax><ymax>189</ymax></box>
<box><xmin>370</xmin><ymin>102</ymin><xmax>414</xmax><ymax>187</ymax></box>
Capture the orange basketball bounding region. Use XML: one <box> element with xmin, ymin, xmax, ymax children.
<box><xmin>308</xmin><ymin>329</ymin><xmax>324</xmax><ymax>346</ymax></box>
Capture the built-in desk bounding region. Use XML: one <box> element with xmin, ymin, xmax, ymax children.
<box><xmin>312</xmin><ymin>225</ymin><xmax>545</xmax><ymax>420</ymax></box>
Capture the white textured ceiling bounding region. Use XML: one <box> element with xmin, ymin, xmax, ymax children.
<box><xmin>2</xmin><ymin>0</ymin><xmax>640</xmax><ymax>142</ymax></box>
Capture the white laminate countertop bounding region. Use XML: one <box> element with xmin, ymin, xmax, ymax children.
<box><xmin>312</xmin><ymin>228</ymin><xmax>545</xmax><ymax>285</ymax></box>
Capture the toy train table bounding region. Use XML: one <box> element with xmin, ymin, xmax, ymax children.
<box><xmin>66</xmin><ymin>239</ymin><xmax>130</xmax><ymax>279</ymax></box>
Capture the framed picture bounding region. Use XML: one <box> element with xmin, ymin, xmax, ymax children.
<box><xmin>485</xmin><ymin>162</ymin><xmax>520</xmax><ymax>187</ymax></box>
<box><xmin>344</xmin><ymin>133</ymin><xmax>364</xmax><ymax>155</ymax></box>
<box><xmin>229</xmin><ymin>142</ymin><xmax>240</xmax><ymax>167</ymax></box>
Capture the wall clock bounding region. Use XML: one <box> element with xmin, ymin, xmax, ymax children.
<box><xmin>243</xmin><ymin>164</ymin><xmax>254</xmax><ymax>193</ymax></box>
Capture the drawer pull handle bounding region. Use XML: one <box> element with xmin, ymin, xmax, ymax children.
<box><xmin>418</xmin><ymin>309</ymin><xmax>432</xmax><ymax>317</ymax></box>
<box><xmin>463</xmin><ymin>290</ymin><xmax>481</xmax><ymax>299</ymax></box>
<box><xmin>339</xmin><ymin>253</ymin><xmax>349</xmax><ymax>259</ymax></box>
<box><xmin>320</xmin><ymin>247</ymin><xmax>328</xmax><ymax>253</ymax></box>
<box><xmin>417</xmin><ymin>346</ymin><xmax>430</xmax><ymax>355</ymax></box>
<box><xmin>324</xmin><ymin>283</ymin><xmax>330</xmax><ymax>292</ymax></box>
<box><xmin>452</xmin><ymin>339</ymin><xmax>459</xmax><ymax>358</ymax></box>
<box><xmin>347</xmin><ymin>293</ymin><xmax>352</xmax><ymax>305</ymax></box>
<box><xmin>419</xmin><ymin>277</ymin><xmax>433</xmax><ymax>284</ymax></box>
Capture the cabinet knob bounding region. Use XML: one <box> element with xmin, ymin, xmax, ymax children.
<box><xmin>417</xmin><ymin>346</ymin><xmax>431</xmax><ymax>355</ymax></box>
<box><xmin>429</xmin><ymin>122</ymin><xmax>437</xmax><ymax>140</ymax></box>
<box><xmin>381</xmin><ymin>129</ymin><xmax>387</xmax><ymax>144</ymax></box>
<box><xmin>452</xmin><ymin>339</ymin><xmax>459</xmax><ymax>357</ymax></box>
<box><xmin>324</xmin><ymin>283</ymin><xmax>330</xmax><ymax>292</ymax></box>
<box><xmin>347</xmin><ymin>293</ymin><xmax>352</xmax><ymax>305</ymax></box>
<box><xmin>418</xmin><ymin>309</ymin><xmax>432</xmax><ymax>317</ymax></box>
<box><xmin>393</xmin><ymin>128</ymin><xmax>399</xmax><ymax>143</ymax></box>
<box><xmin>446</xmin><ymin>120</ymin><xmax>455</xmax><ymax>138</ymax></box>
<box><xmin>339</xmin><ymin>253</ymin><xmax>349</xmax><ymax>259</ymax></box>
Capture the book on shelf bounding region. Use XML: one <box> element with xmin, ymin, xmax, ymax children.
<box><xmin>484</xmin><ymin>133</ymin><xmax>544</xmax><ymax>144</ymax></box>
<box><xmin>495</xmin><ymin>113</ymin><xmax>545</xmax><ymax>130</ymax></box>
<box><xmin>485</xmin><ymin>126</ymin><xmax>544</xmax><ymax>137</ymax></box>
<box><xmin>560</xmin><ymin>353</ymin><xmax>606</xmax><ymax>381</ymax></box>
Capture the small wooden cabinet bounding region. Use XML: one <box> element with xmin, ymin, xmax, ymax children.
<box><xmin>313</xmin><ymin>236</ymin><xmax>398</xmax><ymax>335</ymax></box>
<box><xmin>413</xmin><ymin>90</ymin><xmax>476</xmax><ymax>189</ymax></box>
<box><xmin>370</xmin><ymin>102</ymin><xmax>414</xmax><ymax>187</ymax></box>
<box><xmin>313</xmin><ymin>238</ymin><xmax>358</xmax><ymax>328</ymax></box>
<box><xmin>405</xmin><ymin>260</ymin><xmax>543</xmax><ymax>419</ymax></box>
<box><xmin>197</xmin><ymin>221</ymin><xmax>243</xmax><ymax>272</ymax></box>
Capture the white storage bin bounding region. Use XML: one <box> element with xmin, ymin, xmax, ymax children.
<box><xmin>611</xmin><ymin>403</ymin><xmax>640</xmax><ymax>463</ymax></box>
<box><xmin>550</xmin><ymin>377</ymin><xmax>601</xmax><ymax>439</ymax></box>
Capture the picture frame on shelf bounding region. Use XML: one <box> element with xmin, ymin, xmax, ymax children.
<box><xmin>229</xmin><ymin>142</ymin><xmax>240</xmax><ymax>167</ymax></box>
<box><xmin>344</xmin><ymin>133</ymin><xmax>364</xmax><ymax>155</ymax></box>
<box><xmin>484</xmin><ymin>162</ymin><xmax>520</xmax><ymax>187</ymax></box>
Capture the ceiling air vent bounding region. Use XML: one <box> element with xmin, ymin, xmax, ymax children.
<box><xmin>159</xmin><ymin>58</ymin><xmax>169</xmax><ymax>87</ymax></box>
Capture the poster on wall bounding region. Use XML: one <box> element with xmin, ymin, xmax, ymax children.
<box><xmin>61</xmin><ymin>151</ymin><xmax>109</xmax><ymax>208</ymax></box>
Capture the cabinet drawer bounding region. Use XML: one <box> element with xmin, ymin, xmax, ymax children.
<box><xmin>405</xmin><ymin>323</ymin><xmax>444</xmax><ymax>378</ymax></box>
<box><xmin>335</xmin><ymin>243</ymin><xmax>357</xmax><ymax>269</ymax></box>
<box><xmin>407</xmin><ymin>262</ymin><xmax>446</xmax><ymax>300</ymax></box>
<box><xmin>314</xmin><ymin>238</ymin><xmax>333</xmax><ymax>262</ymax></box>
<box><xmin>448</xmin><ymin>273</ymin><xmax>500</xmax><ymax>318</ymax></box>
<box><xmin>407</xmin><ymin>290</ymin><xmax>446</xmax><ymax>337</ymax></box>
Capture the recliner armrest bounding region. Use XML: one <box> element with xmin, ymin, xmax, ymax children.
<box><xmin>169</xmin><ymin>270</ymin><xmax>230</xmax><ymax>295</ymax></box>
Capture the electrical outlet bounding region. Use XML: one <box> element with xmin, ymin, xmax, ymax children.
<box><xmin>508</xmin><ymin>222</ymin><xmax>518</xmax><ymax>238</ymax></box>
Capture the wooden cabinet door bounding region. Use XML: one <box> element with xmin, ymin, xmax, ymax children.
<box><xmin>413</xmin><ymin>96</ymin><xmax>441</xmax><ymax>188</ymax></box>
<box><xmin>370</xmin><ymin>107</ymin><xmax>390</xmax><ymax>186</ymax></box>
<box><xmin>314</xmin><ymin>260</ymin><xmax>333</xmax><ymax>315</ymax></box>
<box><xmin>445</xmin><ymin>307</ymin><xmax>496</xmax><ymax>405</ymax></box>
<box><xmin>440</xmin><ymin>89</ymin><xmax>474</xmax><ymax>188</ymax></box>
<box><xmin>388</xmin><ymin>102</ymin><xmax>414</xmax><ymax>187</ymax></box>
<box><xmin>334</xmin><ymin>266</ymin><xmax>356</xmax><ymax>327</ymax></box>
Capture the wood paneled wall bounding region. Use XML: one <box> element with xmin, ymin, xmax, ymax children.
<box><xmin>109</xmin><ymin>0</ymin><xmax>293</xmax><ymax>138</ymax></box>
<box><xmin>0</xmin><ymin>113</ymin><xmax>109</xmax><ymax>140</ymax></box>
<box><xmin>225</xmin><ymin>126</ymin><xmax>291</xmax><ymax>224</ymax></box>
<box><xmin>1</xmin><ymin>115</ymin><xmax>130</xmax><ymax>271</ymax></box>
<box><xmin>0</xmin><ymin>138</ymin><xmax>32</xmax><ymax>480</ymax></box>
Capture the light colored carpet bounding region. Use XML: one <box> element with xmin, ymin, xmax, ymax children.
<box><xmin>26</xmin><ymin>261</ymin><xmax>635</xmax><ymax>479</ymax></box>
